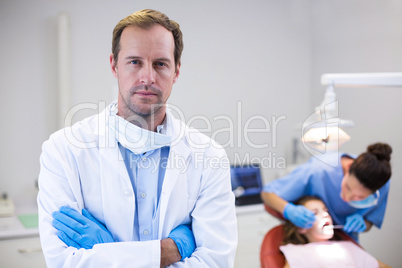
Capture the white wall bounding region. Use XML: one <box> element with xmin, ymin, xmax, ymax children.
<box><xmin>1</xmin><ymin>0</ymin><xmax>401</xmax><ymax>266</ymax></box>
<box><xmin>310</xmin><ymin>1</ymin><xmax>402</xmax><ymax>266</ymax></box>
<box><xmin>0</xmin><ymin>0</ymin><xmax>312</xmax><ymax>203</ymax></box>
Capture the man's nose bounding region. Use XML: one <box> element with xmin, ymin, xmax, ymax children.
<box><xmin>139</xmin><ymin>64</ymin><xmax>155</xmax><ymax>85</ymax></box>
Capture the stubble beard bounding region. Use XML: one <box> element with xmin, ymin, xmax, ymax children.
<box><xmin>118</xmin><ymin>85</ymin><xmax>166</xmax><ymax>129</ymax></box>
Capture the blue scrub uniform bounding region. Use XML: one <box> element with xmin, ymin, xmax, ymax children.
<box><xmin>263</xmin><ymin>152</ymin><xmax>390</xmax><ymax>241</ymax></box>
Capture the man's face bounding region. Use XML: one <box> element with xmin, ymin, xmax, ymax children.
<box><xmin>110</xmin><ymin>24</ymin><xmax>180</xmax><ymax>122</ymax></box>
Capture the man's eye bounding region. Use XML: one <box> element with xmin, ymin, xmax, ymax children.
<box><xmin>155</xmin><ymin>62</ymin><xmax>166</xmax><ymax>67</ymax></box>
<box><xmin>130</xmin><ymin>60</ymin><xmax>139</xmax><ymax>64</ymax></box>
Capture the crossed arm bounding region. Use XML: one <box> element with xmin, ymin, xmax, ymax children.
<box><xmin>39</xmin><ymin>137</ymin><xmax>237</xmax><ymax>267</ymax></box>
<box><xmin>52</xmin><ymin>206</ymin><xmax>195</xmax><ymax>267</ymax></box>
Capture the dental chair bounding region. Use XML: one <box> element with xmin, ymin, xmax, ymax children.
<box><xmin>260</xmin><ymin>204</ymin><xmax>359</xmax><ymax>268</ymax></box>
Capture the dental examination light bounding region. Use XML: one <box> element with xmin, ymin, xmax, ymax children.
<box><xmin>302</xmin><ymin>72</ymin><xmax>402</xmax><ymax>152</ymax></box>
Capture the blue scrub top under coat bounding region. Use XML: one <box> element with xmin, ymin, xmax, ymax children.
<box><xmin>119</xmin><ymin>144</ymin><xmax>170</xmax><ymax>241</ymax></box>
<box><xmin>263</xmin><ymin>152</ymin><xmax>390</xmax><ymax>242</ymax></box>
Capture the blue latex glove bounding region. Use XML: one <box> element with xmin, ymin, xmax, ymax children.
<box><xmin>52</xmin><ymin>206</ymin><xmax>114</xmax><ymax>249</ymax></box>
<box><xmin>283</xmin><ymin>202</ymin><xmax>316</xmax><ymax>228</ymax></box>
<box><xmin>168</xmin><ymin>224</ymin><xmax>196</xmax><ymax>260</ymax></box>
<box><xmin>343</xmin><ymin>213</ymin><xmax>366</xmax><ymax>233</ymax></box>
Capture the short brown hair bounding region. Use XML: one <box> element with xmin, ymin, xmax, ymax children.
<box><xmin>112</xmin><ymin>9</ymin><xmax>183</xmax><ymax>69</ymax></box>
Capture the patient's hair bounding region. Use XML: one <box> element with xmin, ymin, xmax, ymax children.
<box><xmin>349</xmin><ymin>143</ymin><xmax>392</xmax><ymax>192</ymax></box>
<box><xmin>111</xmin><ymin>9</ymin><xmax>183</xmax><ymax>70</ymax></box>
<box><xmin>282</xmin><ymin>196</ymin><xmax>342</xmax><ymax>245</ymax></box>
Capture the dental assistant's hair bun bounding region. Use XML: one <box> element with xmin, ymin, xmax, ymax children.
<box><xmin>367</xmin><ymin>143</ymin><xmax>392</xmax><ymax>162</ymax></box>
<box><xmin>350</xmin><ymin>142</ymin><xmax>392</xmax><ymax>191</ymax></box>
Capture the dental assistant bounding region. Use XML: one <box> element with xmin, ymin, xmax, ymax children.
<box><xmin>261</xmin><ymin>143</ymin><xmax>392</xmax><ymax>242</ymax></box>
<box><xmin>37</xmin><ymin>9</ymin><xmax>237</xmax><ymax>268</ymax></box>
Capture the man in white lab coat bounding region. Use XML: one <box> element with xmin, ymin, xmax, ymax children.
<box><xmin>37</xmin><ymin>9</ymin><xmax>237</xmax><ymax>267</ymax></box>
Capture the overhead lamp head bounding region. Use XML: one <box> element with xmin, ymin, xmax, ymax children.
<box><xmin>301</xmin><ymin>84</ymin><xmax>354</xmax><ymax>152</ymax></box>
<box><xmin>302</xmin><ymin>126</ymin><xmax>351</xmax><ymax>153</ymax></box>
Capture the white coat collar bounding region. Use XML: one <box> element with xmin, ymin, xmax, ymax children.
<box><xmin>97</xmin><ymin>101</ymin><xmax>192</xmax><ymax>240</ymax></box>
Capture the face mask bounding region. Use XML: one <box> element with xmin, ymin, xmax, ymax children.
<box><xmin>347</xmin><ymin>190</ymin><xmax>380</xmax><ymax>209</ymax></box>
<box><xmin>108</xmin><ymin>105</ymin><xmax>171</xmax><ymax>154</ymax></box>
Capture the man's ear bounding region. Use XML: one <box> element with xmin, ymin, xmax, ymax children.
<box><xmin>110</xmin><ymin>53</ymin><xmax>118</xmax><ymax>78</ymax></box>
<box><xmin>173</xmin><ymin>62</ymin><xmax>181</xmax><ymax>84</ymax></box>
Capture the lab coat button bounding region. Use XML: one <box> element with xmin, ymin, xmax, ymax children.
<box><xmin>143</xmin><ymin>229</ymin><xmax>149</xmax><ymax>235</ymax></box>
<box><xmin>142</xmin><ymin>157</ymin><xmax>147</xmax><ymax>162</ymax></box>
<box><xmin>140</xmin><ymin>192</ymin><xmax>146</xmax><ymax>198</ymax></box>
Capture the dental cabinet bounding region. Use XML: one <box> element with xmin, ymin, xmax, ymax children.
<box><xmin>235</xmin><ymin>204</ymin><xmax>281</xmax><ymax>267</ymax></box>
<box><xmin>0</xmin><ymin>235</ymin><xmax>45</xmax><ymax>268</ymax></box>
<box><xmin>0</xmin><ymin>210</ymin><xmax>46</xmax><ymax>267</ymax></box>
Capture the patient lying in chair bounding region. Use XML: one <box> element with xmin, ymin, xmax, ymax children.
<box><xmin>280</xmin><ymin>196</ymin><xmax>390</xmax><ymax>268</ymax></box>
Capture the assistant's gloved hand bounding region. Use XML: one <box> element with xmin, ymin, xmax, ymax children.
<box><xmin>343</xmin><ymin>213</ymin><xmax>366</xmax><ymax>233</ymax></box>
<box><xmin>168</xmin><ymin>224</ymin><xmax>196</xmax><ymax>260</ymax></box>
<box><xmin>283</xmin><ymin>202</ymin><xmax>316</xmax><ymax>228</ymax></box>
<box><xmin>52</xmin><ymin>206</ymin><xmax>114</xmax><ymax>249</ymax></box>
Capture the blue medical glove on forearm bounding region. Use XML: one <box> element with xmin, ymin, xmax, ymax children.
<box><xmin>168</xmin><ymin>224</ymin><xmax>196</xmax><ymax>260</ymax></box>
<box><xmin>343</xmin><ymin>213</ymin><xmax>366</xmax><ymax>233</ymax></box>
<box><xmin>52</xmin><ymin>206</ymin><xmax>114</xmax><ymax>249</ymax></box>
<box><xmin>283</xmin><ymin>202</ymin><xmax>316</xmax><ymax>228</ymax></box>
